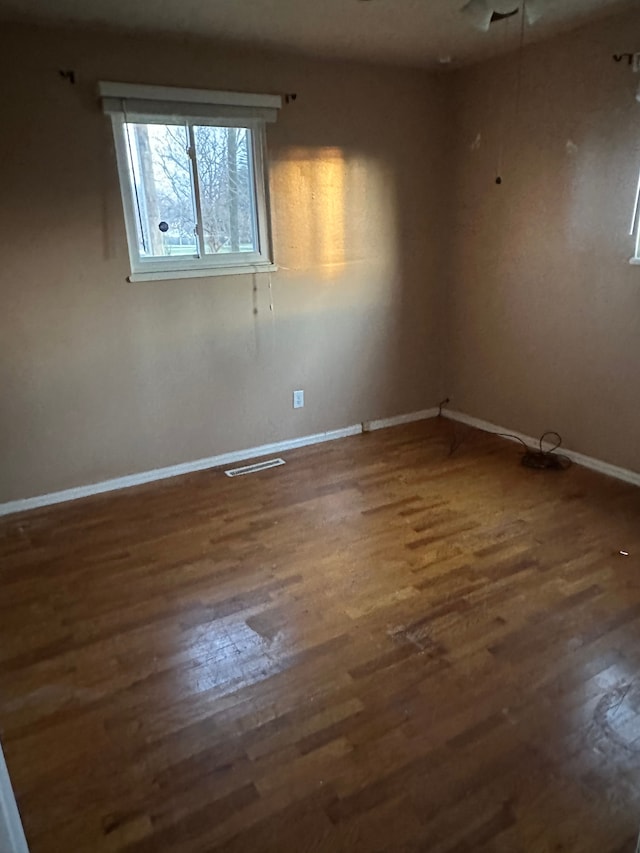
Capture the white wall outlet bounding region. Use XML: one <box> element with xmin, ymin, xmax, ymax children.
<box><xmin>293</xmin><ymin>390</ymin><xmax>304</xmax><ymax>409</ymax></box>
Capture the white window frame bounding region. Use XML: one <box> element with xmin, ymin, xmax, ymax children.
<box><xmin>100</xmin><ymin>83</ymin><xmax>280</xmax><ymax>281</ymax></box>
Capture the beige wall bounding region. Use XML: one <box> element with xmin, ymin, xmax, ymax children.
<box><xmin>446</xmin><ymin>9</ymin><xmax>640</xmax><ymax>472</ymax></box>
<box><xmin>0</xmin><ymin>26</ymin><xmax>447</xmax><ymax>502</ymax></box>
<box><xmin>3</xmin><ymin>9</ymin><xmax>640</xmax><ymax>505</ymax></box>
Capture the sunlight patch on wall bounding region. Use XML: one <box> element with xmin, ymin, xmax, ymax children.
<box><xmin>271</xmin><ymin>147</ymin><xmax>397</xmax><ymax>280</ymax></box>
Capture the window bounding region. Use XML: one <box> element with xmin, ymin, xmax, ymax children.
<box><xmin>99</xmin><ymin>82</ymin><xmax>281</xmax><ymax>281</ymax></box>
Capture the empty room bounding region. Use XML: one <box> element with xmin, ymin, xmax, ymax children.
<box><xmin>1</xmin><ymin>0</ymin><xmax>640</xmax><ymax>850</ymax></box>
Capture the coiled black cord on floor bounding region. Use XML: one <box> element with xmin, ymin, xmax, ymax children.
<box><xmin>447</xmin><ymin>420</ymin><xmax>572</xmax><ymax>471</ymax></box>
<box><xmin>498</xmin><ymin>430</ymin><xmax>572</xmax><ymax>471</ymax></box>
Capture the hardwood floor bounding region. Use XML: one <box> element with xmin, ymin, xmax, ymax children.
<box><xmin>1</xmin><ymin>418</ymin><xmax>640</xmax><ymax>852</ymax></box>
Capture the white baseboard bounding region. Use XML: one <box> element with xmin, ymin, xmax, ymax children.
<box><xmin>0</xmin><ymin>408</ymin><xmax>441</xmax><ymax>518</ymax></box>
<box><xmin>446</xmin><ymin>409</ymin><xmax>640</xmax><ymax>488</ymax></box>
<box><xmin>362</xmin><ymin>407</ymin><xmax>439</xmax><ymax>432</ymax></box>
<box><xmin>0</xmin><ymin>743</ymin><xmax>28</xmax><ymax>853</ymax></box>
<box><xmin>6</xmin><ymin>406</ymin><xmax>636</xmax><ymax>517</ymax></box>
<box><xmin>0</xmin><ymin>424</ymin><xmax>361</xmax><ymax>517</ymax></box>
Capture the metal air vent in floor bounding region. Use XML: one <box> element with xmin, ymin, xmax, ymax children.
<box><xmin>224</xmin><ymin>458</ymin><xmax>286</xmax><ymax>477</ymax></box>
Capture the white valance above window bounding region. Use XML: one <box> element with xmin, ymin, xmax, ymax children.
<box><xmin>98</xmin><ymin>81</ymin><xmax>282</xmax><ymax>124</ymax></box>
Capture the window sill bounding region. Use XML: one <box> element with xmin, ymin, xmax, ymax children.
<box><xmin>127</xmin><ymin>264</ymin><xmax>278</xmax><ymax>282</ymax></box>
<box><xmin>630</xmin><ymin>257</ymin><xmax>640</xmax><ymax>266</ymax></box>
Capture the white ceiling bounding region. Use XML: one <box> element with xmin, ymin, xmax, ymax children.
<box><xmin>0</xmin><ymin>0</ymin><xmax>635</xmax><ymax>67</ymax></box>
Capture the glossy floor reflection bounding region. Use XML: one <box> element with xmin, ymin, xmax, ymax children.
<box><xmin>1</xmin><ymin>419</ymin><xmax>639</xmax><ymax>852</ymax></box>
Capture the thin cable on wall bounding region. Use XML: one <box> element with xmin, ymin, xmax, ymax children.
<box><xmin>495</xmin><ymin>0</ymin><xmax>527</xmax><ymax>185</ymax></box>
<box><xmin>513</xmin><ymin>0</ymin><xmax>527</xmax><ymax>128</ymax></box>
<box><xmin>494</xmin><ymin>14</ymin><xmax>510</xmax><ymax>183</ymax></box>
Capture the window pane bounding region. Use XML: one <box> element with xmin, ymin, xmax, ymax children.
<box><xmin>124</xmin><ymin>122</ymin><xmax>198</xmax><ymax>259</ymax></box>
<box><xmin>193</xmin><ymin>126</ymin><xmax>258</xmax><ymax>255</ymax></box>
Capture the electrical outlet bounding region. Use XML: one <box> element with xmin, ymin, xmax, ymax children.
<box><xmin>293</xmin><ymin>390</ymin><xmax>304</xmax><ymax>409</ymax></box>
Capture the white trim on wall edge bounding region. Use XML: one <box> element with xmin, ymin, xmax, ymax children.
<box><xmin>0</xmin><ymin>743</ymin><xmax>29</xmax><ymax>853</ymax></box>
<box><xmin>445</xmin><ymin>410</ymin><xmax>640</xmax><ymax>489</ymax></box>
<box><xmin>363</xmin><ymin>408</ymin><xmax>439</xmax><ymax>432</ymax></box>
<box><xmin>0</xmin><ymin>409</ymin><xmax>440</xmax><ymax>518</ymax></box>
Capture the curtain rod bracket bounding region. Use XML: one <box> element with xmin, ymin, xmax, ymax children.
<box><xmin>613</xmin><ymin>53</ymin><xmax>640</xmax><ymax>71</ymax></box>
<box><xmin>59</xmin><ymin>69</ymin><xmax>76</xmax><ymax>85</ymax></box>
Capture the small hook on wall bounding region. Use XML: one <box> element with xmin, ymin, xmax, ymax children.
<box><xmin>59</xmin><ymin>69</ymin><xmax>76</xmax><ymax>85</ymax></box>
<box><xmin>613</xmin><ymin>53</ymin><xmax>640</xmax><ymax>71</ymax></box>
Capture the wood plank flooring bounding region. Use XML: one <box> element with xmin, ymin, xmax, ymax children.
<box><xmin>1</xmin><ymin>418</ymin><xmax>640</xmax><ymax>852</ymax></box>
